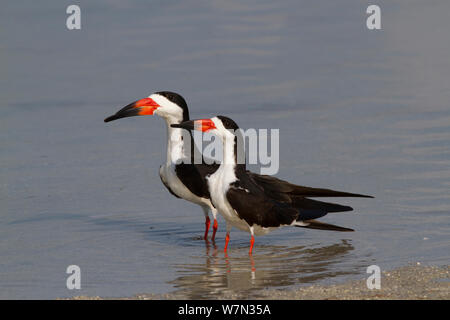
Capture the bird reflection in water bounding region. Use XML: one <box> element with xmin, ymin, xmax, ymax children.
<box><xmin>168</xmin><ymin>239</ymin><xmax>359</xmax><ymax>299</ymax></box>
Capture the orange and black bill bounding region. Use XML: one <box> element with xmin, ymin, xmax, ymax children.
<box><xmin>171</xmin><ymin>119</ymin><xmax>216</xmax><ymax>132</ymax></box>
<box><xmin>104</xmin><ymin>98</ymin><xmax>160</xmax><ymax>123</ymax></box>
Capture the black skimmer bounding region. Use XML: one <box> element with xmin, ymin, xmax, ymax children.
<box><xmin>172</xmin><ymin>116</ymin><xmax>373</xmax><ymax>254</ymax></box>
<box><xmin>104</xmin><ymin>92</ymin><xmax>220</xmax><ymax>240</ymax></box>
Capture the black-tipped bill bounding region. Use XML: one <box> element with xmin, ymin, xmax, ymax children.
<box><xmin>171</xmin><ymin>119</ymin><xmax>216</xmax><ymax>132</ymax></box>
<box><xmin>104</xmin><ymin>98</ymin><xmax>160</xmax><ymax>123</ymax></box>
<box><xmin>171</xmin><ymin>120</ymin><xmax>196</xmax><ymax>131</ymax></box>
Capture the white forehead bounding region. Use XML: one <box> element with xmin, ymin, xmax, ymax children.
<box><xmin>149</xmin><ymin>94</ymin><xmax>177</xmax><ymax>108</ymax></box>
<box><xmin>211</xmin><ymin>116</ymin><xmax>224</xmax><ymax>130</ymax></box>
<box><xmin>148</xmin><ymin>93</ymin><xmax>184</xmax><ymax>120</ymax></box>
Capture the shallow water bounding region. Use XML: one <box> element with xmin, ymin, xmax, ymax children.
<box><xmin>1</xmin><ymin>1</ymin><xmax>449</xmax><ymax>299</ymax></box>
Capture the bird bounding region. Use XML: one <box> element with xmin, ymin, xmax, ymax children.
<box><xmin>172</xmin><ymin>116</ymin><xmax>373</xmax><ymax>255</ymax></box>
<box><xmin>104</xmin><ymin>92</ymin><xmax>220</xmax><ymax>241</ymax></box>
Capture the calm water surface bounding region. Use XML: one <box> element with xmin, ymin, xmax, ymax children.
<box><xmin>1</xmin><ymin>1</ymin><xmax>449</xmax><ymax>299</ymax></box>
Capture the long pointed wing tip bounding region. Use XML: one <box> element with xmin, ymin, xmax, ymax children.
<box><xmin>352</xmin><ymin>194</ymin><xmax>374</xmax><ymax>199</ymax></box>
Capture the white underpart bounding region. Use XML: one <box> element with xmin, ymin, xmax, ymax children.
<box><xmin>207</xmin><ymin>117</ymin><xmax>271</xmax><ymax>236</ymax></box>
<box><xmin>152</xmin><ymin>94</ymin><xmax>217</xmax><ymax>220</ymax></box>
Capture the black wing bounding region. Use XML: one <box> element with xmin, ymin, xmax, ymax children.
<box><xmin>248</xmin><ymin>172</ymin><xmax>373</xmax><ymax>199</ymax></box>
<box><xmin>245</xmin><ymin>172</ymin><xmax>360</xmax><ymax>216</ymax></box>
<box><xmin>228</xmin><ymin>171</ymin><xmax>365</xmax><ymax>231</ymax></box>
<box><xmin>174</xmin><ymin>163</ymin><xmax>211</xmax><ymax>199</ymax></box>
<box><xmin>226</xmin><ymin>185</ymin><xmax>299</xmax><ymax>228</ymax></box>
<box><xmin>226</xmin><ymin>170</ymin><xmax>358</xmax><ymax>231</ymax></box>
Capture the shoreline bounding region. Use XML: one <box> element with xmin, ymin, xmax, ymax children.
<box><xmin>67</xmin><ymin>264</ymin><xmax>449</xmax><ymax>300</ymax></box>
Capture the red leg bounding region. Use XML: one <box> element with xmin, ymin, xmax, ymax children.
<box><xmin>249</xmin><ymin>235</ymin><xmax>255</xmax><ymax>255</ymax></box>
<box><xmin>212</xmin><ymin>219</ymin><xmax>218</xmax><ymax>241</ymax></box>
<box><xmin>204</xmin><ymin>216</ymin><xmax>211</xmax><ymax>240</ymax></box>
<box><xmin>224</xmin><ymin>233</ymin><xmax>230</xmax><ymax>252</ymax></box>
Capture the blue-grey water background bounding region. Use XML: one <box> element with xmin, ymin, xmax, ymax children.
<box><xmin>1</xmin><ymin>0</ymin><xmax>449</xmax><ymax>299</ymax></box>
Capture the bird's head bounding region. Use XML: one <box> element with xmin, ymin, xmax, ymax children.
<box><xmin>171</xmin><ymin>115</ymin><xmax>239</xmax><ymax>139</ymax></box>
<box><xmin>104</xmin><ymin>91</ymin><xmax>189</xmax><ymax>124</ymax></box>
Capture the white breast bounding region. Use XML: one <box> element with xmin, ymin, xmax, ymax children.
<box><xmin>207</xmin><ymin>164</ymin><xmax>249</xmax><ymax>232</ymax></box>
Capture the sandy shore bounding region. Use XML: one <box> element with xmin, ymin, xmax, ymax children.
<box><xmin>256</xmin><ymin>264</ymin><xmax>450</xmax><ymax>300</ymax></box>
<box><xmin>68</xmin><ymin>264</ymin><xmax>449</xmax><ymax>300</ymax></box>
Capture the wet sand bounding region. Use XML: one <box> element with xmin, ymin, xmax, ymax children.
<box><xmin>68</xmin><ymin>264</ymin><xmax>449</xmax><ymax>300</ymax></box>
